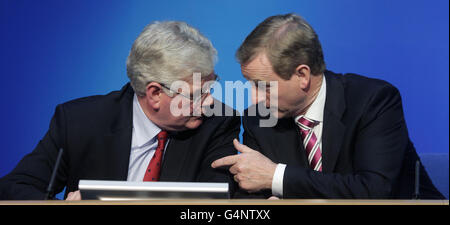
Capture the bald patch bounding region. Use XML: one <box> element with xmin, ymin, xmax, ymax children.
<box><xmin>273</xmin><ymin>22</ymin><xmax>297</xmax><ymax>40</ymax></box>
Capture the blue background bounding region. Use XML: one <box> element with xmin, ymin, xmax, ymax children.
<box><xmin>1</xmin><ymin>0</ymin><xmax>448</xmax><ymax>197</ymax></box>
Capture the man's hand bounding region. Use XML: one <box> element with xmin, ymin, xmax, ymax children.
<box><xmin>66</xmin><ymin>190</ymin><xmax>82</xmax><ymax>201</ymax></box>
<box><xmin>211</xmin><ymin>139</ymin><xmax>277</xmax><ymax>192</ymax></box>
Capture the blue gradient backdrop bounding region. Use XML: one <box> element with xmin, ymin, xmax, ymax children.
<box><xmin>1</xmin><ymin>0</ymin><xmax>448</xmax><ymax>183</ymax></box>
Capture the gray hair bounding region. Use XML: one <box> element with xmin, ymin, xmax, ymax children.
<box><xmin>236</xmin><ymin>13</ymin><xmax>325</xmax><ymax>79</ymax></box>
<box><xmin>127</xmin><ymin>21</ymin><xmax>218</xmax><ymax>96</ymax></box>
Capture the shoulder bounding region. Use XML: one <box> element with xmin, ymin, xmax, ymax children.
<box><xmin>326</xmin><ymin>71</ymin><xmax>402</xmax><ymax>115</ymax></box>
<box><xmin>61</xmin><ymin>84</ymin><xmax>130</xmax><ymax>113</ymax></box>
<box><xmin>327</xmin><ymin>70</ymin><xmax>400</xmax><ymax>99</ymax></box>
<box><xmin>326</xmin><ymin>71</ymin><xmax>404</xmax><ymax>127</ymax></box>
<box><xmin>52</xmin><ymin>84</ymin><xmax>133</xmax><ymax>132</ymax></box>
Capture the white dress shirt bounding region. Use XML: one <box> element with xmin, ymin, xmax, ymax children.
<box><xmin>272</xmin><ymin>76</ymin><xmax>327</xmax><ymax>197</ymax></box>
<box><xmin>127</xmin><ymin>94</ymin><xmax>169</xmax><ymax>181</ymax></box>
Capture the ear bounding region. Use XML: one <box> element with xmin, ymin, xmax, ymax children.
<box><xmin>144</xmin><ymin>82</ymin><xmax>164</xmax><ymax>110</ymax></box>
<box><xmin>293</xmin><ymin>64</ymin><xmax>311</xmax><ymax>90</ymax></box>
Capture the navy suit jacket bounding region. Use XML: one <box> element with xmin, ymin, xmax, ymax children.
<box><xmin>241</xmin><ymin>70</ymin><xmax>443</xmax><ymax>199</ymax></box>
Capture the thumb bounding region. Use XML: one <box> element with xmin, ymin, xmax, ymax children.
<box><xmin>233</xmin><ymin>139</ymin><xmax>252</xmax><ymax>153</ymax></box>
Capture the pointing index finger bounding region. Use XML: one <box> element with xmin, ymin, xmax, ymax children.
<box><xmin>211</xmin><ymin>154</ymin><xmax>240</xmax><ymax>168</ymax></box>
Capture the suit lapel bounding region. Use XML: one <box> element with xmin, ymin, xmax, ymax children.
<box><xmin>160</xmin><ymin>131</ymin><xmax>193</xmax><ymax>181</ymax></box>
<box><xmin>272</xmin><ymin>119</ymin><xmax>309</xmax><ymax>167</ymax></box>
<box><xmin>101</xmin><ymin>83</ymin><xmax>134</xmax><ymax>180</ymax></box>
<box><xmin>103</xmin><ymin>127</ymin><xmax>132</xmax><ymax>180</ymax></box>
<box><xmin>321</xmin><ymin>71</ymin><xmax>346</xmax><ymax>173</ymax></box>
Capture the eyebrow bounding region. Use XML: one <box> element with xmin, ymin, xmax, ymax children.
<box><xmin>242</xmin><ymin>73</ymin><xmax>261</xmax><ymax>83</ymax></box>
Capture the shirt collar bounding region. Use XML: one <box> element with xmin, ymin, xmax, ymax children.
<box><xmin>132</xmin><ymin>94</ymin><xmax>162</xmax><ymax>148</ymax></box>
<box><xmin>295</xmin><ymin>75</ymin><xmax>327</xmax><ymax>123</ymax></box>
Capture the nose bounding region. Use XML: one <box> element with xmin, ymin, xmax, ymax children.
<box><xmin>193</xmin><ymin>94</ymin><xmax>213</xmax><ymax>116</ymax></box>
<box><xmin>251</xmin><ymin>86</ymin><xmax>258</xmax><ymax>105</ymax></box>
<box><xmin>202</xmin><ymin>94</ymin><xmax>214</xmax><ymax>107</ymax></box>
<box><xmin>251</xmin><ymin>86</ymin><xmax>267</xmax><ymax>105</ymax></box>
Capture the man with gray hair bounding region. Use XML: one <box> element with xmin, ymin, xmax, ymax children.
<box><xmin>212</xmin><ymin>13</ymin><xmax>443</xmax><ymax>199</ymax></box>
<box><xmin>0</xmin><ymin>21</ymin><xmax>239</xmax><ymax>200</ymax></box>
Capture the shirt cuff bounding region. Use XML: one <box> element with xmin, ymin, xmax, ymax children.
<box><xmin>271</xmin><ymin>163</ymin><xmax>286</xmax><ymax>197</ymax></box>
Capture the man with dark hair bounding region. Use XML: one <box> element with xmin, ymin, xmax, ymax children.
<box><xmin>212</xmin><ymin>13</ymin><xmax>443</xmax><ymax>199</ymax></box>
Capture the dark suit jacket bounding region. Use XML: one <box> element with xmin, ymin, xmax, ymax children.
<box><xmin>0</xmin><ymin>83</ymin><xmax>240</xmax><ymax>200</ymax></box>
<box><xmin>241</xmin><ymin>70</ymin><xmax>443</xmax><ymax>199</ymax></box>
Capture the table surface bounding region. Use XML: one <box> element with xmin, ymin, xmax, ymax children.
<box><xmin>0</xmin><ymin>199</ymin><xmax>448</xmax><ymax>205</ymax></box>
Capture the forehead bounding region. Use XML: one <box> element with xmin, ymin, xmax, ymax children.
<box><xmin>241</xmin><ymin>53</ymin><xmax>276</xmax><ymax>81</ymax></box>
<box><xmin>182</xmin><ymin>72</ymin><xmax>216</xmax><ymax>83</ymax></box>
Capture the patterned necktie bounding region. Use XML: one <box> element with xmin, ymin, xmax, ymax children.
<box><xmin>296</xmin><ymin>116</ymin><xmax>322</xmax><ymax>172</ymax></box>
<box><xmin>143</xmin><ymin>131</ymin><xmax>168</xmax><ymax>181</ymax></box>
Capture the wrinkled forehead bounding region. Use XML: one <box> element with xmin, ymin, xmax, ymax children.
<box><xmin>173</xmin><ymin>72</ymin><xmax>217</xmax><ymax>91</ymax></box>
<box><xmin>181</xmin><ymin>72</ymin><xmax>216</xmax><ymax>83</ymax></box>
<box><xmin>240</xmin><ymin>53</ymin><xmax>276</xmax><ymax>81</ymax></box>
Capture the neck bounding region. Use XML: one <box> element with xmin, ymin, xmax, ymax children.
<box><xmin>137</xmin><ymin>96</ymin><xmax>163</xmax><ymax>129</ymax></box>
<box><xmin>294</xmin><ymin>74</ymin><xmax>323</xmax><ymax>117</ymax></box>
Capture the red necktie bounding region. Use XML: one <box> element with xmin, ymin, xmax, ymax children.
<box><xmin>143</xmin><ymin>131</ymin><xmax>168</xmax><ymax>181</ymax></box>
<box><xmin>296</xmin><ymin>116</ymin><xmax>322</xmax><ymax>172</ymax></box>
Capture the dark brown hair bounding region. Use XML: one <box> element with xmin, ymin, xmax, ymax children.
<box><xmin>236</xmin><ymin>13</ymin><xmax>326</xmax><ymax>79</ymax></box>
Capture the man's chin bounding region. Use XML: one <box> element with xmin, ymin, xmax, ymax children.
<box><xmin>185</xmin><ymin>117</ymin><xmax>203</xmax><ymax>129</ymax></box>
<box><xmin>275</xmin><ymin>109</ymin><xmax>293</xmax><ymax>119</ymax></box>
<box><xmin>265</xmin><ymin>105</ymin><xmax>289</xmax><ymax>119</ymax></box>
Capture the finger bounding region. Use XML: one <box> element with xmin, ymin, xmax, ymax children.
<box><xmin>66</xmin><ymin>192</ymin><xmax>74</xmax><ymax>201</ymax></box>
<box><xmin>268</xmin><ymin>196</ymin><xmax>280</xmax><ymax>200</ymax></box>
<box><xmin>229</xmin><ymin>164</ymin><xmax>240</xmax><ymax>175</ymax></box>
<box><xmin>233</xmin><ymin>139</ymin><xmax>253</xmax><ymax>153</ymax></box>
<box><xmin>66</xmin><ymin>190</ymin><xmax>82</xmax><ymax>201</ymax></box>
<box><xmin>73</xmin><ymin>190</ymin><xmax>82</xmax><ymax>200</ymax></box>
<box><xmin>211</xmin><ymin>155</ymin><xmax>239</xmax><ymax>168</ymax></box>
<box><xmin>233</xmin><ymin>175</ymin><xmax>239</xmax><ymax>183</ymax></box>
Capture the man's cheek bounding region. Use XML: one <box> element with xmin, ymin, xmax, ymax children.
<box><xmin>170</xmin><ymin>97</ymin><xmax>191</xmax><ymax>116</ymax></box>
